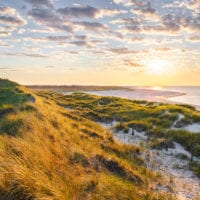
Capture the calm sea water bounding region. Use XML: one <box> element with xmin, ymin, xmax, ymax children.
<box><xmin>82</xmin><ymin>86</ymin><xmax>200</xmax><ymax>108</ymax></box>
<box><xmin>63</xmin><ymin>86</ymin><xmax>200</xmax><ymax>109</ymax></box>
<box><xmin>155</xmin><ymin>86</ymin><xmax>200</xmax><ymax>108</ymax></box>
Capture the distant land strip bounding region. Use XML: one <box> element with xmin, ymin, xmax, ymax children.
<box><xmin>26</xmin><ymin>85</ymin><xmax>132</xmax><ymax>92</ymax></box>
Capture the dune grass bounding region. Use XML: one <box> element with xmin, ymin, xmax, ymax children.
<box><xmin>0</xmin><ymin>79</ymin><xmax>176</xmax><ymax>199</ymax></box>
<box><xmin>38</xmin><ymin>92</ymin><xmax>200</xmax><ymax>157</ymax></box>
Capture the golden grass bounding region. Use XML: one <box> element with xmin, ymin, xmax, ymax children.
<box><xmin>0</xmin><ymin>81</ymin><xmax>175</xmax><ymax>200</ymax></box>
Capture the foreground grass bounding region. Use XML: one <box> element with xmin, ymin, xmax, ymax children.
<box><xmin>0</xmin><ymin>79</ymin><xmax>174</xmax><ymax>200</ymax></box>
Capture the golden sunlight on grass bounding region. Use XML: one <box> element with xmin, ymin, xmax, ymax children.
<box><xmin>0</xmin><ymin>79</ymin><xmax>176</xmax><ymax>200</ymax></box>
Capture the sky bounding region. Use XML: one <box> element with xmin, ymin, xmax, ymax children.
<box><xmin>0</xmin><ymin>0</ymin><xmax>200</xmax><ymax>85</ymax></box>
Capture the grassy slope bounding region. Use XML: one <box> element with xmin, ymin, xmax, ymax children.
<box><xmin>37</xmin><ymin>91</ymin><xmax>200</xmax><ymax>176</ymax></box>
<box><xmin>0</xmin><ymin>79</ymin><xmax>174</xmax><ymax>200</ymax></box>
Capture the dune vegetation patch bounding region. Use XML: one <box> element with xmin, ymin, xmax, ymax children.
<box><xmin>38</xmin><ymin>91</ymin><xmax>200</xmax><ymax>179</ymax></box>
<box><xmin>0</xmin><ymin>79</ymin><xmax>177</xmax><ymax>200</ymax></box>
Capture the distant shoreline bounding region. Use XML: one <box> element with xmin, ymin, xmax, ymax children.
<box><xmin>27</xmin><ymin>85</ymin><xmax>132</xmax><ymax>92</ymax></box>
<box><xmin>29</xmin><ymin>85</ymin><xmax>200</xmax><ymax>110</ymax></box>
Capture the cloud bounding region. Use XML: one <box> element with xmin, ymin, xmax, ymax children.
<box><xmin>126</xmin><ymin>14</ymin><xmax>180</xmax><ymax>35</ymax></box>
<box><xmin>57</xmin><ymin>5</ymin><xmax>97</xmax><ymax>18</ymax></box>
<box><xmin>28</xmin><ymin>8</ymin><xmax>73</xmax><ymax>33</ymax></box>
<box><xmin>108</xmin><ymin>47</ymin><xmax>138</xmax><ymax>54</ymax></box>
<box><xmin>188</xmin><ymin>35</ymin><xmax>200</xmax><ymax>41</ymax></box>
<box><xmin>0</xmin><ymin>6</ymin><xmax>16</xmax><ymax>16</ymax></box>
<box><xmin>18</xmin><ymin>29</ymin><xmax>26</xmax><ymax>34</ymax></box>
<box><xmin>1</xmin><ymin>0</ymin><xmax>200</xmax><ymax>68</ymax></box>
<box><xmin>113</xmin><ymin>0</ymin><xmax>156</xmax><ymax>12</ymax></box>
<box><xmin>144</xmin><ymin>23</ymin><xmax>180</xmax><ymax>34</ymax></box>
<box><xmin>2</xmin><ymin>52</ymin><xmax>48</xmax><ymax>58</ymax></box>
<box><xmin>188</xmin><ymin>0</ymin><xmax>200</xmax><ymax>9</ymax></box>
<box><xmin>162</xmin><ymin>3</ymin><xmax>174</xmax><ymax>9</ymax></box>
<box><xmin>129</xmin><ymin>36</ymin><xmax>144</xmax><ymax>42</ymax></box>
<box><xmin>57</xmin><ymin>5</ymin><xmax>125</xmax><ymax>18</ymax></box>
<box><xmin>24</xmin><ymin>0</ymin><xmax>53</xmax><ymax>9</ymax></box>
<box><xmin>0</xmin><ymin>15</ymin><xmax>26</xmax><ymax>26</ymax></box>
<box><xmin>0</xmin><ymin>40</ymin><xmax>9</xmax><ymax>46</ymax></box>
<box><xmin>24</xmin><ymin>35</ymin><xmax>72</xmax><ymax>43</ymax></box>
<box><xmin>183</xmin><ymin>18</ymin><xmax>200</xmax><ymax>32</ymax></box>
<box><xmin>46</xmin><ymin>35</ymin><xmax>71</xmax><ymax>41</ymax></box>
<box><xmin>98</xmin><ymin>8</ymin><xmax>127</xmax><ymax>18</ymax></box>
<box><xmin>24</xmin><ymin>34</ymin><xmax>104</xmax><ymax>48</ymax></box>
<box><xmin>154</xmin><ymin>47</ymin><xmax>172</xmax><ymax>52</ymax></box>
<box><xmin>134</xmin><ymin>2</ymin><xmax>156</xmax><ymax>16</ymax></box>
<box><xmin>65</xmin><ymin>51</ymin><xmax>79</xmax><ymax>54</ymax></box>
<box><xmin>117</xmin><ymin>14</ymin><xmax>180</xmax><ymax>35</ymax></box>
<box><xmin>125</xmin><ymin>25</ymin><xmax>141</xmax><ymax>33</ymax></box>
<box><xmin>69</xmin><ymin>36</ymin><xmax>104</xmax><ymax>48</ymax></box>
<box><xmin>112</xmin><ymin>0</ymin><xmax>133</xmax><ymax>6</ymax></box>
<box><xmin>113</xmin><ymin>0</ymin><xmax>126</xmax><ymax>4</ymax></box>
<box><xmin>28</xmin><ymin>28</ymin><xmax>52</xmax><ymax>33</ymax></box>
<box><xmin>123</xmin><ymin>59</ymin><xmax>143</xmax><ymax>67</ymax></box>
<box><xmin>160</xmin><ymin>14</ymin><xmax>200</xmax><ymax>33</ymax></box>
<box><xmin>0</xmin><ymin>7</ymin><xmax>26</xmax><ymax>27</ymax></box>
<box><xmin>70</xmin><ymin>40</ymin><xmax>89</xmax><ymax>47</ymax></box>
<box><xmin>111</xmin><ymin>17</ymin><xmax>142</xmax><ymax>25</ymax></box>
<box><xmin>0</xmin><ymin>31</ymin><xmax>11</xmax><ymax>37</ymax></box>
<box><xmin>74</xmin><ymin>35</ymin><xmax>87</xmax><ymax>40</ymax></box>
<box><xmin>74</xmin><ymin>21</ymin><xmax>108</xmax><ymax>32</ymax></box>
<box><xmin>28</xmin><ymin>8</ymin><xmax>59</xmax><ymax>24</ymax></box>
<box><xmin>0</xmin><ymin>6</ymin><xmax>26</xmax><ymax>37</ymax></box>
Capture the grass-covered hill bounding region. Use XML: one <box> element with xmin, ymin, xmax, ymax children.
<box><xmin>37</xmin><ymin>91</ymin><xmax>200</xmax><ymax>176</ymax></box>
<box><xmin>0</xmin><ymin>79</ymin><xmax>174</xmax><ymax>200</ymax></box>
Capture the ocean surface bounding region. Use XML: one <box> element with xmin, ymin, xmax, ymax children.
<box><xmin>159</xmin><ymin>86</ymin><xmax>200</xmax><ymax>107</ymax></box>
<box><xmin>62</xmin><ymin>86</ymin><xmax>200</xmax><ymax>109</ymax></box>
<box><xmin>81</xmin><ymin>86</ymin><xmax>200</xmax><ymax>109</ymax></box>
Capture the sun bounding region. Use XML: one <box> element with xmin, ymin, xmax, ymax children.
<box><xmin>147</xmin><ymin>59</ymin><xmax>169</xmax><ymax>75</ymax></box>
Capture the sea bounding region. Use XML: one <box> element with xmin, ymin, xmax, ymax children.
<box><xmin>81</xmin><ymin>86</ymin><xmax>200</xmax><ymax>109</ymax></box>
<box><xmin>159</xmin><ymin>86</ymin><xmax>200</xmax><ymax>108</ymax></box>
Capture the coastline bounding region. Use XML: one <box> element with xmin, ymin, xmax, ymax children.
<box><xmin>82</xmin><ymin>88</ymin><xmax>191</xmax><ymax>104</ymax></box>
<box><xmin>35</xmin><ymin>86</ymin><xmax>199</xmax><ymax>111</ymax></box>
<box><xmin>83</xmin><ymin>88</ymin><xmax>200</xmax><ymax>111</ymax></box>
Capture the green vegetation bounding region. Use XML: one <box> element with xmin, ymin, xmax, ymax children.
<box><xmin>39</xmin><ymin>92</ymin><xmax>200</xmax><ymax>150</ymax></box>
<box><xmin>0</xmin><ymin>79</ymin><xmax>32</xmax><ymax>106</ymax></box>
<box><xmin>0</xmin><ymin>79</ymin><xmax>175</xmax><ymax>199</ymax></box>
<box><xmin>37</xmin><ymin>91</ymin><xmax>200</xmax><ymax>176</ymax></box>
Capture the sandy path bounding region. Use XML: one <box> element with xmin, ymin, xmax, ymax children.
<box><xmin>101</xmin><ymin>122</ymin><xmax>200</xmax><ymax>200</ymax></box>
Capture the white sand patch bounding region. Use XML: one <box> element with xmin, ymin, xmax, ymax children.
<box><xmin>173</xmin><ymin>113</ymin><xmax>185</xmax><ymax>127</ymax></box>
<box><xmin>99</xmin><ymin>120</ymin><xmax>118</xmax><ymax>129</ymax></box>
<box><xmin>100</xmin><ymin>121</ymin><xmax>200</xmax><ymax>200</ymax></box>
<box><xmin>180</xmin><ymin>123</ymin><xmax>200</xmax><ymax>133</ymax></box>
<box><xmin>114</xmin><ymin>129</ymin><xmax>147</xmax><ymax>146</ymax></box>
<box><xmin>172</xmin><ymin>112</ymin><xmax>200</xmax><ymax>133</ymax></box>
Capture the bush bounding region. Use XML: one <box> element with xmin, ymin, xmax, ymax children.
<box><xmin>127</xmin><ymin>121</ymin><xmax>151</xmax><ymax>132</ymax></box>
<box><xmin>175</xmin><ymin>153</ymin><xmax>188</xmax><ymax>160</ymax></box>
<box><xmin>190</xmin><ymin>162</ymin><xmax>200</xmax><ymax>177</ymax></box>
<box><xmin>0</xmin><ymin>118</ymin><xmax>23</xmax><ymax>136</ymax></box>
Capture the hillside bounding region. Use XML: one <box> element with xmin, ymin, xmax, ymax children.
<box><xmin>0</xmin><ymin>79</ymin><xmax>175</xmax><ymax>200</ymax></box>
<box><xmin>35</xmin><ymin>90</ymin><xmax>200</xmax><ymax>199</ymax></box>
<box><xmin>37</xmin><ymin>91</ymin><xmax>200</xmax><ymax>160</ymax></box>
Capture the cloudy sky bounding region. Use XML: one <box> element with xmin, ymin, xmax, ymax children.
<box><xmin>0</xmin><ymin>0</ymin><xmax>200</xmax><ymax>85</ymax></box>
